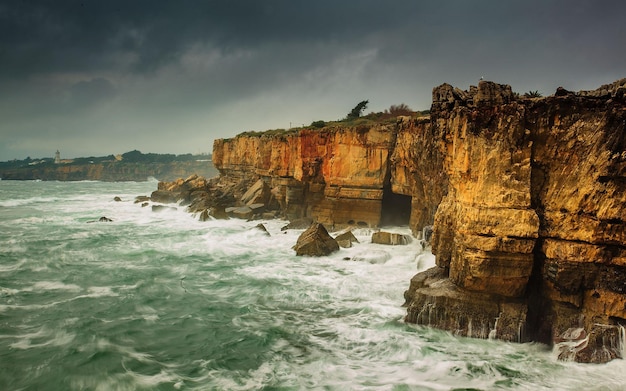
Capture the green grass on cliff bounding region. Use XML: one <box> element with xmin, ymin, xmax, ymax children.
<box><xmin>228</xmin><ymin>108</ymin><xmax>431</xmax><ymax>140</ymax></box>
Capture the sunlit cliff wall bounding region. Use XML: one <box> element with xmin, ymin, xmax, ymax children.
<box><xmin>213</xmin><ymin>78</ymin><xmax>626</xmax><ymax>362</ymax></box>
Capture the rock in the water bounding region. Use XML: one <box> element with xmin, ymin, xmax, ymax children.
<box><xmin>230</xmin><ymin>206</ymin><xmax>253</xmax><ymax>220</ymax></box>
<box><xmin>253</xmin><ymin>223</ymin><xmax>271</xmax><ymax>236</ymax></box>
<box><xmin>198</xmin><ymin>209</ymin><xmax>211</xmax><ymax>221</ymax></box>
<box><xmin>135</xmin><ymin>195</ymin><xmax>151</xmax><ymax>204</ymax></box>
<box><xmin>150</xmin><ymin>190</ymin><xmax>183</xmax><ymax>204</ymax></box>
<box><xmin>334</xmin><ymin>229</ymin><xmax>359</xmax><ymax>248</ymax></box>
<box><xmin>371</xmin><ymin>231</ymin><xmax>412</xmax><ymax>245</ymax></box>
<box><xmin>152</xmin><ymin>205</ymin><xmax>176</xmax><ymax>212</ymax></box>
<box><xmin>281</xmin><ymin>218</ymin><xmax>313</xmax><ymax>231</ymax></box>
<box><xmin>87</xmin><ymin>216</ymin><xmax>113</xmax><ymax>223</ymax></box>
<box><xmin>209</xmin><ymin>207</ymin><xmax>230</xmax><ymax>220</ymax></box>
<box><xmin>113</xmin><ymin>196</ymin><xmax>122</xmax><ymax>202</ymax></box>
<box><xmin>293</xmin><ymin>223</ymin><xmax>339</xmax><ymax>256</ymax></box>
<box><xmin>351</xmin><ymin>250</ymin><xmax>391</xmax><ymax>264</ymax></box>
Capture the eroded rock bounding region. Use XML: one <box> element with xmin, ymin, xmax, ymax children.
<box><xmin>293</xmin><ymin>223</ymin><xmax>339</xmax><ymax>256</ymax></box>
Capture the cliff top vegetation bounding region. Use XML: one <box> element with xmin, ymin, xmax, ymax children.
<box><xmin>231</xmin><ymin>103</ymin><xmax>430</xmax><ymax>140</ymax></box>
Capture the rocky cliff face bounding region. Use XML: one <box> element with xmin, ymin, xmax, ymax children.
<box><xmin>211</xmin><ymin>78</ymin><xmax>626</xmax><ymax>363</ymax></box>
<box><xmin>405</xmin><ymin>79</ymin><xmax>626</xmax><ymax>363</ymax></box>
<box><xmin>213</xmin><ymin>123</ymin><xmax>447</xmax><ymax>232</ymax></box>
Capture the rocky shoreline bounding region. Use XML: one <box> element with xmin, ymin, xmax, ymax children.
<box><xmin>139</xmin><ymin>78</ymin><xmax>626</xmax><ymax>363</ymax></box>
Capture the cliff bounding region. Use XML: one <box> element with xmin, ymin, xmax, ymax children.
<box><xmin>0</xmin><ymin>160</ymin><xmax>218</xmax><ymax>182</ymax></box>
<box><xmin>212</xmin><ymin>119</ymin><xmax>447</xmax><ymax>233</ymax></box>
<box><xmin>405</xmin><ymin>79</ymin><xmax>626</xmax><ymax>363</ymax></box>
<box><xmin>210</xmin><ymin>78</ymin><xmax>626</xmax><ymax>363</ymax></box>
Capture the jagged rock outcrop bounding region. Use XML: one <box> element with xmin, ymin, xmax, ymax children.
<box><xmin>404</xmin><ymin>80</ymin><xmax>626</xmax><ymax>363</ymax></box>
<box><xmin>293</xmin><ymin>223</ymin><xmax>340</xmax><ymax>256</ymax></box>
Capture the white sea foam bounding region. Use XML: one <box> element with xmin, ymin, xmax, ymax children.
<box><xmin>9</xmin><ymin>327</ymin><xmax>76</xmax><ymax>350</ymax></box>
<box><xmin>5</xmin><ymin>181</ymin><xmax>626</xmax><ymax>390</ymax></box>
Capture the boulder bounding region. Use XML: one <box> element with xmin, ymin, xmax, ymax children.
<box><xmin>209</xmin><ymin>207</ymin><xmax>230</xmax><ymax>220</ymax></box>
<box><xmin>371</xmin><ymin>231</ymin><xmax>412</xmax><ymax>245</ymax></box>
<box><xmin>152</xmin><ymin>205</ymin><xmax>176</xmax><ymax>212</ymax></box>
<box><xmin>135</xmin><ymin>195</ymin><xmax>151</xmax><ymax>204</ymax></box>
<box><xmin>241</xmin><ymin>179</ymin><xmax>271</xmax><ymax>206</ymax></box>
<box><xmin>113</xmin><ymin>196</ymin><xmax>122</xmax><ymax>202</ymax></box>
<box><xmin>334</xmin><ymin>229</ymin><xmax>359</xmax><ymax>248</ymax></box>
<box><xmin>198</xmin><ymin>209</ymin><xmax>211</xmax><ymax>222</ymax></box>
<box><xmin>230</xmin><ymin>206</ymin><xmax>253</xmax><ymax>220</ymax></box>
<box><xmin>351</xmin><ymin>250</ymin><xmax>391</xmax><ymax>264</ymax></box>
<box><xmin>281</xmin><ymin>218</ymin><xmax>313</xmax><ymax>231</ymax></box>
<box><xmin>87</xmin><ymin>216</ymin><xmax>113</xmax><ymax>223</ymax></box>
<box><xmin>293</xmin><ymin>223</ymin><xmax>340</xmax><ymax>256</ymax></box>
<box><xmin>150</xmin><ymin>190</ymin><xmax>183</xmax><ymax>204</ymax></box>
<box><xmin>253</xmin><ymin>223</ymin><xmax>271</xmax><ymax>236</ymax></box>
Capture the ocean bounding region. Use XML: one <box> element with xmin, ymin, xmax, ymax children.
<box><xmin>1</xmin><ymin>180</ymin><xmax>625</xmax><ymax>390</ymax></box>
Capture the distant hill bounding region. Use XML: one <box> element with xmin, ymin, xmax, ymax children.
<box><xmin>0</xmin><ymin>150</ymin><xmax>218</xmax><ymax>181</ymax></box>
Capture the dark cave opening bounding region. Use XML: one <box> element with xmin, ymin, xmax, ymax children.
<box><xmin>380</xmin><ymin>187</ymin><xmax>412</xmax><ymax>227</ymax></box>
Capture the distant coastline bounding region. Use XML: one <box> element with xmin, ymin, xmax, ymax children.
<box><xmin>0</xmin><ymin>150</ymin><xmax>218</xmax><ymax>182</ymax></box>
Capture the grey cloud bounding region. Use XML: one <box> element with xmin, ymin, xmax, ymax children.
<box><xmin>1</xmin><ymin>0</ymin><xmax>625</xmax><ymax>161</ymax></box>
<box><xmin>67</xmin><ymin>78</ymin><xmax>117</xmax><ymax>108</ymax></box>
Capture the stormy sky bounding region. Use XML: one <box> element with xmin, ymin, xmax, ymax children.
<box><xmin>1</xmin><ymin>0</ymin><xmax>625</xmax><ymax>161</ymax></box>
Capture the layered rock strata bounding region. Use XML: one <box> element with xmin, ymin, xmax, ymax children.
<box><xmin>405</xmin><ymin>79</ymin><xmax>626</xmax><ymax>363</ymax></box>
<box><xmin>213</xmin><ymin>122</ymin><xmax>446</xmax><ymax>233</ymax></box>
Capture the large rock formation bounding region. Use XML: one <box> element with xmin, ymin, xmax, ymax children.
<box><xmin>205</xmin><ymin>77</ymin><xmax>626</xmax><ymax>363</ymax></box>
<box><xmin>213</xmin><ymin>122</ymin><xmax>445</xmax><ymax>232</ymax></box>
<box><xmin>405</xmin><ymin>79</ymin><xmax>626</xmax><ymax>363</ymax></box>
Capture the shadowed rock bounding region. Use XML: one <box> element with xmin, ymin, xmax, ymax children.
<box><xmin>372</xmin><ymin>231</ymin><xmax>412</xmax><ymax>245</ymax></box>
<box><xmin>293</xmin><ymin>223</ymin><xmax>339</xmax><ymax>256</ymax></box>
<box><xmin>334</xmin><ymin>229</ymin><xmax>359</xmax><ymax>248</ymax></box>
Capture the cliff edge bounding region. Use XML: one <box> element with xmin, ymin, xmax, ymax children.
<box><xmin>405</xmin><ymin>79</ymin><xmax>626</xmax><ymax>363</ymax></box>
<box><xmin>210</xmin><ymin>78</ymin><xmax>626</xmax><ymax>363</ymax></box>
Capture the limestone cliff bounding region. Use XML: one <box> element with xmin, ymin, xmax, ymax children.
<box><xmin>213</xmin><ymin>122</ymin><xmax>447</xmax><ymax>232</ymax></box>
<box><xmin>404</xmin><ymin>79</ymin><xmax>626</xmax><ymax>363</ymax></box>
<box><xmin>210</xmin><ymin>78</ymin><xmax>626</xmax><ymax>363</ymax></box>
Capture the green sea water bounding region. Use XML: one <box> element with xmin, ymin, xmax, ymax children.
<box><xmin>1</xmin><ymin>180</ymin><xmax>626</xmax><ymax>390</ymax></box>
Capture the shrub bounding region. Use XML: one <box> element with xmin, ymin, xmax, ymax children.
<box><xmin>524</xmin><ymin>90</ymin><xmax>542</xmax><ymax>98</ymax></box>
<box><xmin>346</xmin><ymin>100</ymin><xmax>369</xmax><ymax>120</ymax></box>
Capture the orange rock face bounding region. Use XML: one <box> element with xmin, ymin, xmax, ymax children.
<box><xmin>405</xmin><ymin>79</ymin><xmax>626</xmax><ymax>363</ymax></box>
<box><xmin>212</xmin><ymin>78</ymin><xmax>626</xmax><ymax>363</ymax></box>
<box><xmin>213</xmin><ymin>123</ymin><xmax>426</xmax><ymax>228</ymax></box>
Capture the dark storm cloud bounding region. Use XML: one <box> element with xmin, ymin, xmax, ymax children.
<box><xmin>1</xmin><ymin>0</ymin><xmax>625</xmax><ymax>160</ymax></box>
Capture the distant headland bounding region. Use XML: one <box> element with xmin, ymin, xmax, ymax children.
<box><xmin>0</xmin><ymin>150</ymin><xmax>218</xmax><ymax>181</ymax></box>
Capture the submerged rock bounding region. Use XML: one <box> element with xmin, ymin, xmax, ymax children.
<box><xmin>350</xmin><ymin>250</ymin><xmax>391</xmax><ymax>264</ymax></box>
<box><xmin>87</xmin><ymin>216</ymin><xmax>113</xmax><ymax>223</ymax></box>
<box><xmin>152</xmin><ymin>205</ymin><xmax>176</xmax><ymax>213</ymax></box>
<box><xmin>293</xmin><ymin>223</ymin><xmax>339</xmax><ymax>256</ymax></box>
<box><xmin>135</xmin><ymin>195</ymin><xmax>151</xmax><ymax>204</ymax></box>
<box><xmin>253</xmin><ymin>223</ymin><xmax>271</xmax><ymax>236</ymax></box>
<box><xmin>371</xmin><ymin>231</ymin><xmax>412</xmax><ymax>245</ymax></box>
<box><xmin>334</xmin><ymin>229</ymin><xmax>360</xmax><ymax>248</ymax></box>
<box><xmin>281</xmin><ymin>218</ymin><xmax>313</xmax><ymax>231</ymax></box>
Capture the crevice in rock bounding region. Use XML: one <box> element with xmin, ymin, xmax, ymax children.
<box><xmin>380</xmin><ymin>186</ymin><xmax>412</xmax><ymax>227</ymax></box>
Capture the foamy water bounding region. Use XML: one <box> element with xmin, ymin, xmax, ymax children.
<box><xmin>1</xmin><ymin>180</ymin><xmax>626</xmax><ymax>390</ymax></box>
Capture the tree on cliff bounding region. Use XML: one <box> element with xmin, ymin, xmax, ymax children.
<box><xmin>346</xmin><ymin>100</ymin><xmax>369</xmax><ymax>120</ymax></box>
